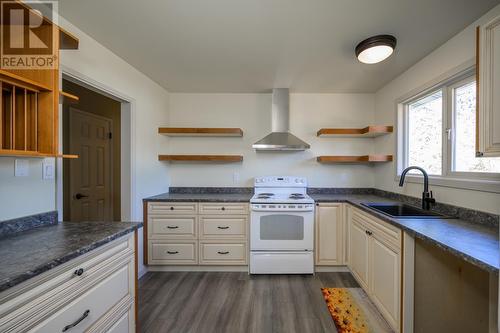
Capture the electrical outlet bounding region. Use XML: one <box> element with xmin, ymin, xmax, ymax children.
<box><xmin>42</xmin><ymin>158</ymin><xmax>55</xmax><ymax>180</ymax></box>
<box><xmin>14</xmin><ymin>159</ymin><xmax>29</xmax><ymax>177</ymax></box>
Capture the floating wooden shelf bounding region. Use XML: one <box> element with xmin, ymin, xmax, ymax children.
<box><xmin>317</xmin><ymin>155</ymin><xmax>393</xmax><ymax>163</ymax></box>
<box><xmin>158</xmin><ymin>127</ymin><xmax>243</xmax><ymax>137</ymax></box>
<box><xmin>59</xmin><ymin>91</ymin><xmax>79</xmax><ymax>104</ymax></box>
<box><xmin>0</xmin><ymin>150</ymin><xmax>78</xmax><ymax>159</ymax></box>
<box><xmin>317</xmin><ymin>126</ymin><xmax>393</xmax><ymax>137</ymax></box>
<box><xmin>158</xmin><ymin>154</ymin><xmax>243</xmax><ymax>162</ymax></box>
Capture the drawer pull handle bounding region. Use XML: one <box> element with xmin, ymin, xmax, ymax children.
<box><xmin>218</xmin><ymin>251</ymin><xmax>230</xmax><ymax>255</ymax></box>
<box><xmin>365</xmin><ymin>230</ymin><xmax>373</xmax><ymax>236</ymax></box>
<box><xmin>221</xmin><ymin>207</ymin><xmax>226</xmax><ymax>211</ymax></box>
<box><xmin>74</xmin><ymin>268</ymin><xmax>84</xmax><ymax>276</ymax></box>
<box><xmin>167</xmin><ymin>251</ymin><xmax>179</xmax><ymax>254</ymax></box>
<box><xmin>62</xmin><ymin>309</ymin><xmax>90</xmax><ymax>332</ymax></box>
<box><xmin>167</xmin><ymin>226</ymin><xmax>179</xmax><ymax>229</ymax></box>
<box><xmin>170</xmin><ymin>207</ymin><xmax>174</xmax><ymax>210</ymax></box>
<box><xmin>217</xmin><ymin>226</ymin><xmax>229</xmax><ymax>229</ymax></box>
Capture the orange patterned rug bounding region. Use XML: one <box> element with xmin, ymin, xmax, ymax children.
<box><xmin>321</xmin><ymin>288</ymin><xmax>369</xmax><ymax>333</ymax></box>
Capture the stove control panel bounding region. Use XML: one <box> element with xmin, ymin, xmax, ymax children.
<box><xmin>254</xmin><ymin>176</ymin><xmax>307</xmax><ymax>187</ymax></box>
<box><xmin>251</xmin><ymin>204</ymin><xmax>314</xmax><ymax>212</ymax></box>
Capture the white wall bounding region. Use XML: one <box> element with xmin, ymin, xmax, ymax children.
<box><xmin>0</xmin><ymin>158</ymin><xmax>55</xmax><ymax>220</ymax></box>
<box><xmin>57</xmin><ymin>17</ymin><xmax>171</xmax><ymax>275</ymax></box>
<box><xmin>374</xmin><ymin>4</ymin><xmax>500</xmax><ymax>215</ymax></box>
<box><xmin>167</xmin><ymin>93</ymin><xmax>376</xmax><ymax>187</ymax></box>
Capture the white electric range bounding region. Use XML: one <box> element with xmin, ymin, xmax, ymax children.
<box><xmin>249</xmin><ymin>176</ymin><xmax>315</xmax><ymax>274</ymax></box>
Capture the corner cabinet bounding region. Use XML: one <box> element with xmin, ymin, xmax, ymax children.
<box><xmin>347</xmin><ymin>207</ymin><xmax>402</xmax><ymax>332</ymax></box>
<box><xmin>315</xmin><ymin>203</ymin><xmax>345</xmax><ymax>266</ymax></box>
<box><xmin>477</xmin><ymin>15</ymin><xmax>500</xmax><ymax>157</ymax></box>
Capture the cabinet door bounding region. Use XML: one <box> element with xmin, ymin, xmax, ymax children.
<box><xmin>348</xmin><ymin>218</ymin><xmax>369</xmax><ymax>290</ymax></box>
<box><xmin>315</xmin><ymin>204</ymin><xmax>343</xmax><ymax>265</ymax></box>
<box><xmin>477</xmin><ymin>17</ymin><xmax>500</xmax><ymax>156</ymax></box>
<box><xmin>370</xmin><ymin>233</ymin><xmax>401</xmax><ymax>331</ymax></box>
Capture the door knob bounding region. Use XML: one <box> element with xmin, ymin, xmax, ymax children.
<box><xmin>75</xmin><ymin>193</ymin><xmax>89</xmax><ymax>200</ymax></box>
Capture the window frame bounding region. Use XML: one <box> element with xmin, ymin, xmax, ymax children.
<box><xmin>396</xmin><ymin>65</ymin><xmax>500</xmax><ymax>193</ymax></box>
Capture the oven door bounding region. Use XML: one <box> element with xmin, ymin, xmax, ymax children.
<box><xmin>250</xmin><ymin>210</ymin><xmax>313</xmax><ymax>251</ymax></box>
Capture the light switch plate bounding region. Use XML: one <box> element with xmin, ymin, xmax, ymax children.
<box><xmin>42</xmin><ymin>158</ymin><xmax>55</xmax><ymax>180</ymax></box>
<box><xmin>233</xmin><ymin>172</ymin><xmax>240</xmax><ymax>184</ymax></box>
<box><xmin>14</xmin><ymin>159</ymin><xmax>29</xmax><ymax>177</ymax></box>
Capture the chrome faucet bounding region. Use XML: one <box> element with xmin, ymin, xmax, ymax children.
<box><xmin>399</xmin><ymin>166</ymin><xmax>436</xmax><ymax>210</ymax></box>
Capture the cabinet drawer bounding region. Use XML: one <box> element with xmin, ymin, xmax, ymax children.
<box><xmin>199</xmin><ymin>242</ymin><xmax>247</xmax><ymax>265</ymax></box>
<box><xmin>149</xmin><ymin>216</ymin><xmax>197</xmax><ymax>239</ymax></box>
<box><xmin>32</xmin><ymin>263</ymin><xmax>132</xmax><ymax>333</ymax></box>
<box><xmin>149</xmin><ymin>241</ymin><xmax>198</xmax><ymax>265</ymax></box>
<box><xmin>199</xmin><ymin>216</ymin><xmax>247</xmax><ymax>239</ymax></box>
<box><xmin>199</xmin><ymin>203</ymin><xmax>248</xmax><ymax>215</ymax></box>
<box><xmin>148</xmin><ymin>202</ymin><xmax>198</xmax><ymax>215</ymax></box>
<box><xmin>352</xmin><ymin>208</ymin><xmax>401</xmax><ymax>248</ymax></box>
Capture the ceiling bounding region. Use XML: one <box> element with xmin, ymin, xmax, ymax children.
<box><xmin>59</xmin><ymin>0</ymin><xmax>499</xmax><ymax>93</ymax></box>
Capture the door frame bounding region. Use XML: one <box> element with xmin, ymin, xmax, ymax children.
<box><xmin>68</xmin><ymin>108</ymin><xmax>114</xmax><ymax>221</ymax></box>
<box><xmin>57</xmin><ymin>65</ymin><xmax>137</xmax><ymax>222</ymax></box>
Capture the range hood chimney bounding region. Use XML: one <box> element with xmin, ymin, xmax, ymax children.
<box><xmin>252</xmin><ymin>88</ymin><xmax>310</xmax><ymax>151</ymax></box>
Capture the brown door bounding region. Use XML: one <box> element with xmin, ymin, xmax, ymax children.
<box><xmin>69</xmin><ymin>108</ymin><xmax>113</xmax><ymax>221</ymax></box>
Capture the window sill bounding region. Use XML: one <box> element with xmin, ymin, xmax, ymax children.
<box><xmin>394</xmin><ymin>174</ymin><xmax>500</xmax><ymax>194</ymax></box>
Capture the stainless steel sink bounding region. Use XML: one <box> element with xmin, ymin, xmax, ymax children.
<box><xmin>361</xmin><ymin>202</ymin><xmax>450</xmax><ymax>219</ymax></box>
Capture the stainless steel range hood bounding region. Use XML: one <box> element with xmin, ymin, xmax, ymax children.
<box><xmin>253</xmin><ymin>88</ymin><xmax>310</xmax><ymax>151</ymax></box>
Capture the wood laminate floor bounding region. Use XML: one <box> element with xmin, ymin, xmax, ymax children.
<box><xmin>138</xmin><ymin>271</ymin><xmax>382</xmax><ymax>333</ymax></box>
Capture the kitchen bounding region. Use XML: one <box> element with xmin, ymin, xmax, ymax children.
<box><xmin>0</xmin><ymin>0</ymin><xmax>499</xmax><ymax>332</ymax></box>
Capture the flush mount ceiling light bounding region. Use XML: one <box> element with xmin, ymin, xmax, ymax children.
<box><xmin>355</xmin><ymin>35</ymin><xmax>397</xmax><ymax>64</ymax></box>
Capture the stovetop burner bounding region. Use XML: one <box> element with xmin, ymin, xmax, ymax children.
<box><xmin>257</xmin><ymin>193</ymin><xmax>275</xmax><ymax>199</ymax></box>
<box><xmin>289</xmin><ymin>193</ymin><xmax>305</xmax><ymax>199</ymax></box>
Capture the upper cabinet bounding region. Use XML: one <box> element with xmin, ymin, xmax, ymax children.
<box><xmin>0</xmin><ymin>1</ymin><xmax>79</xmax><ymax>158</ymax></box>
<box><xmin>476</xmin><ymin>16</ymin><xmax>500</xmax><ymax>157</ymax></box>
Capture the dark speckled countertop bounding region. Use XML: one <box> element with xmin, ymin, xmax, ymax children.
<box><xmin>0</xmin><ymin>221</ymin><xmax>142</xmax><ymax>293</ymax></box>
<box><xmin>144</xmin><ymin>191</ymin><xmax>499</xmax><ymax>273</ymax></box>
<box><xmin>144</xmin><ymin>192</ymin><xmax>253</xmax><ymax>202</ymax></box>
<box><xmin>312</xmin><ymin>194</ymin><xmax>499</xmax><ymax>273</ymax></box>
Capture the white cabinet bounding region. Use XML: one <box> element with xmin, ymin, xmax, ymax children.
<box><xmin>315</xmin><ymin>203</ymin><xmax>344</xmax><ymax>266</ymax></box>
<box><xmin>477</xmin><ymin>15</ymin><xmax>500</xmax><ymax>156</ymax></box>
<box><xmin>347</xmin><ymin>206</ymin><xmax>402</xmax><ymax>332</ymax></box>
<box><xmin>0</xmin><ymin>233</ymin><xmax>136</xmax><ymax>333</ymax></box>
<box><xmin>348</xmin><ymin>217</ymin><xmax>370</xmax><ymax>289</ymax></box>
<box><xmin>370</xmin><ymin>232</ymin><xmax>401</xmax><ymax>330</ymax></box>
<box><xmin>146</xmin><ymin>201</ymin><xmax>249</xmax><ymax>266</ymax></box>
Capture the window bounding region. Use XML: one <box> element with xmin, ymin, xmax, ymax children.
<box><xmin>399</xmin><ymin>70</ymin><xmax>500</xmax><ymax>188</ymax></box>
<box><xmin>406</xmin><ymin>91</ymin><xmax>442</xmax><ymax>175</ymax></box>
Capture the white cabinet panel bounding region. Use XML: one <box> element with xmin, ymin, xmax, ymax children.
<box><xmin>477</xmin><ymin>16</ymin><xmax>500</xmax><ymax>156</ymax></box>
<box><xmin>149</xmin><ymin>202</ymin><xmax>198</xmax><ymax>215</ymax></box>
<box><xmin>149</xmin><ymin>241</ymin><xmax>198</xmax><ymax>265</ymax></box>
<box><xmin>370</xmin><ymin>234</ymin><xmax>401</xmax><ymax>330</ymax></box>
<box><xmin>199</xmin><ymin>216</ymin><xmax>247</xmax><ymax>239</ymax></box>
<box><xmin>315</xmin><ymin>204</ymin><xmax>344</xmax><ymax>265</ymax></box>
<box><xmin>199</xmin><ymin>203</ymin><xmax>248</xmax><ymax>215</ymax></box>
<box><xmin>199</xmin><ymin>242</ymin><xmax>247</xmax><ymax>265</ymax></box>
<box><xmin>348</xmin><ymin>218</ymin><xmax>369</xmax><ymax>290</ymax></box>
<box><xmin>149</xmin><ymin>215</ymin><xmax>197</xmax><ymax>239</ymax></box>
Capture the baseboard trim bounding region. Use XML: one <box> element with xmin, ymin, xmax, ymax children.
<box><xmin>147</xmin><ymin>265</ymin><xmax>249</xmax><ymax>272</ymax></box>
<box><xmin>146</xmin><ymin>265</ymin><xmax>350</xmax><ymax>273</ymax></box>
<box><xmin>315</xmin><ymin>266</ymin><xmax>349</xmax><ymax>272</ymax></box>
